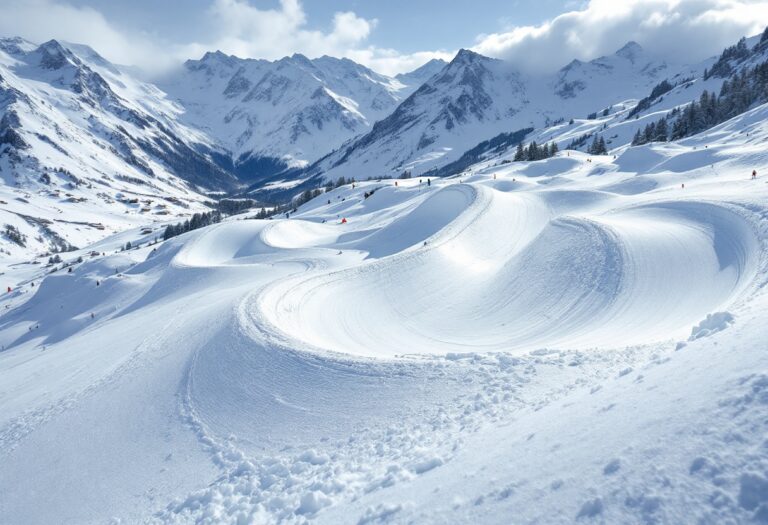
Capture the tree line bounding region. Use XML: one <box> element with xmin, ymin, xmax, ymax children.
<box><xmin>513</xmin><ymin>141</ymin><xmax>559</xmax><ymax>162</ymax></box>
<box><xmin>163</xmin><ymin>211</ymin><xmax>222</xmax><ymax>240</ymax></box>
<box><xmin>633</xmin><ymin>60</ymin><xmax>768</xmax><ymax>145</ymax></box>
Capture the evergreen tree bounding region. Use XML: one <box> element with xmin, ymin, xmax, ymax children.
<box><xmin>514</xmin><ymin>142</ymin><xmax>525</xmax><ymax>161</ymax></box>
<box><xmin>643</xmin><ymin>122</ymin><xmax>656</xmax><ymax>144</ymax></box>
<box><xmin>598</xmin><ymin>136</ymin><xmax>607</xmax><ymax>154</ymax></box>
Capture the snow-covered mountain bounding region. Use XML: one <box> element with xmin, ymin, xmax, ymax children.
<box><xmin>3</xmin><ymin>84</ymin><xmax>768</xmax><ymax>523</ymax></box>
<box><xmin>160</xmin><ymin>53</ymin><xmax>444</xmax><ymax>179</ymax></box>
<box><xmin>394</xmin><ymin>58</ymin><xmax>446</xmax><ymax>87</ymax></box>
<box><xmin>5</xmin><ymin>23</ymin><xmax>768</xmax><ymax>525</ymax></box>
<box><xmin>3</xmin><ymin>29</ymin><xmax>767</xmax><ymax>260</ymax></box>
<box><xmin>0</xmin><ymin>37</ymin><xmax>236</xmax><ymax>258</ymax></box>
<box><xmin>0</xmin><ymin>38</ymin><xmax>446</xmax><ymax>260</ymax></box>
<box><xmin>306</xmin><ymin>42</ymin><xmax>696</xmax><ymax>182</ymax></box>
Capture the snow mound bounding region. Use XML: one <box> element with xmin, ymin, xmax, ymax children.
<box><xmin>689</xmin><ymin>311</ymin><xmax>735</xmax><ymax>341</ymax></box>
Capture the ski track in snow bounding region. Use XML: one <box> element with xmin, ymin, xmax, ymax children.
<box><xmin>1</xmin><ymin>145</ymin><xmax>768</xmax><ymax>524</ymax></box>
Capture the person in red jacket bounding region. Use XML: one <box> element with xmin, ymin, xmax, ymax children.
<box><xmin>341</xmin><ymin>217</ymin><xmax>347</xmax><ymax>224</ymax></box>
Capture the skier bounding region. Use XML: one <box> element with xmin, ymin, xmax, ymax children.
<box><xmin>752</xmin><ymin>170</ymin><xmax>757</xmax><ymax>180</ymax></box>
<box><xmin>427</xmin><ymin>179</ymin><xmax>431</xmax><ymax>187</ymax></box>
<box><xmin>6</xmin><ymin>286</ymin><xmax>10</xmax><ymax>293</ymax></box>
<box><xmin>96</xmin><ymin>280</ymin><xmax>100</xmax><ymax>286</ymax></box>
<box><xmin>395</xmin><ymin>181</ymin><xmax>398</xmax><ymax>187</ymax></box>
<box><xmin>681</xmin><ymin>183</ymin><xmax>685</xmax><ymax>189</ymax></box>
<box><xmin>341</xmin><ymin>217</ymin><xmax>347</xmax><ymax>224</ymax></box>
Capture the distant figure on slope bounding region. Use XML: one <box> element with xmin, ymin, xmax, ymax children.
<box><xmin>6</xmin><ymin>286</ymin><xmax>10</xmax><ymax>293</ymax></box>
<box><xmin>427</xmin><ymin>179</ymin><xmax>431</xmax><ymax>186</ymax></box>
<box><xmin>752</xmin><ymin>170</ymin><xmax>757</xmax><ymax>180</ymax></box>
<box><xmin>682</xmin><ymin>183</ymin><xmax>685</xmax><ymax>189</ymax></box>
<box><xmin>395</xmin><ymin>181</ymin><xmax>398</xmax><ymax>187</ymax></box>
<box><xmin>341</xmin><ymin>218</ymin><xmax>347</xmax><ymax>224</ymax></box>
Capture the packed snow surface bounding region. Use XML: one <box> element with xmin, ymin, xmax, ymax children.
<box><xmin>1</xmin><ymin>109</ymin><xmax>768</xmax><ymax>524</ymax></box>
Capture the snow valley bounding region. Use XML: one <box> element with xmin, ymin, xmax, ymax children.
<box><xmin>1</xmin><ymin>12</ymin><xmax>768</xmax><ymax>525</ymax></box>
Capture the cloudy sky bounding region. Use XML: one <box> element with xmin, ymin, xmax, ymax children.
<box><xmin>2</xmin><ymin>0</ymin><xmax>768</xmax><ymax>76</ymax></box>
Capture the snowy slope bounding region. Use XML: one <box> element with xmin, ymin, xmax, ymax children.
<box><xmin>160</xmin><ymin>53</ymin><xmax>438</xmax><ymax>172</ymax></box>
<box><xmin>0</xmin><ymin>38</ymin><xmax>237</xmax><ymax>261</ymax></box>
<box><xmin>1</xmin><ymin>93</ymin><xmax>768</xmax><ymax>524</ymax></box>
<box><xmin>308</xmin><ymin>42</ymin><xmax>696</xmax><ymax>182</ymax></box>
<box><xmin>394</xmin><ymin>58</ymin><xmax>446</xmax><ymax>87</ymax></box>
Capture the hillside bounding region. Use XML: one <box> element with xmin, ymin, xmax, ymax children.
<box><xmin>160</xmin><ymin>53</ymin><xmax>445</xmax><ymax>179</ymax></box>
<box><xmin>0</xmin><ymin>38</ymin><xmax>236</xmax><ymax>259</ymax></box>
<box><xmin>304</xmin><ymin>41</ymin><xmax>699</xmax><ymax>183</ymax></box>
<box><xmin>1</xmin><ymin>88</ymin><xmax>768</xmax><ymax>523</ymax></box>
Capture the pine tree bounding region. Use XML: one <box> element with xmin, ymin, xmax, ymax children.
<box><xmin>588</xmin><ymin>136</ymin><xmax>599</xmax><ymax>155</ymax></box>
<box><xmin>514</xmin><ymin>142</ymin><xmax>525</xmax><ymax>161</ymax></box>
<box><xmin>527</xmin><ymin>141</ymin><xmax>538</xmax><ymax>161</ymax></box>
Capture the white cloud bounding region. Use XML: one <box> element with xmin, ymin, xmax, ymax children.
<box><xmin>473</xmin><ymin>0</ymin><xmax>768</xmax><ymax>73</ymax></box>
<box><xmin>1</xmin><ymin>0</ymin><xmax>766</xmax><ymax>78</ymax></box>
<box><xmin>179</xmin><ymin>0</ymin><xmax>451</xmax><ymax>76</ymax></box>
<box><xmin>181</xmin><ymin>0</ymin><xmax>372</xmax><ymax>61</ymax></box>
<box><xmin>0</xmin><ymin>0</ymin><xmax>438</xmax><ymax>76</ymax></box>
<box><xmin>0</xmin><ymin>0</ymin><xmax>176</xmax><ymax>73</ymax></box>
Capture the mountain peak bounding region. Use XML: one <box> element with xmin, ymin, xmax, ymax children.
<box><xmin>453</xmin><ymin>48</ymin><xmax>485</xmax><ymax>64</ymax></box>
<box><xmin>290</xmin><ymin>53</ymin><xmax>312</xmax><ymax>62</ymax></box>
<box><xmin>0</xmin><ymin>36</ymin><xmax>36</xmax><ymax>56</ymax></box>
<box><xmin>395</xmin><ymin>58</ymin><xmax>447</xmax><ymax>86</ymax></box>
<box><xmin>615</xmin><ymin>41</ymin><xmax>643</xmax><ymax>61</ymax></box>
<box><xmin>201</xmin><ymin>50</ymin><xmax>231</xmax><ymax>62</ymax></box>
<box><xmin>38</xmin><ymin>39</ymin><xmax>67</xmax><ymax>54</ymax></box>
<box><xmin>35</xmin><ymin>39</ymin><xmax>78</xmax><ymax>70</ymax></box>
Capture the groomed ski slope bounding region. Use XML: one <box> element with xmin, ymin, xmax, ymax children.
<box><xmin>1</xmin><ymin>106</ymin><xmax>768</xmax><ymax>524</ymax></box>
